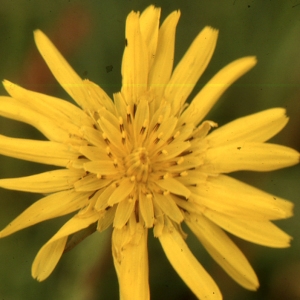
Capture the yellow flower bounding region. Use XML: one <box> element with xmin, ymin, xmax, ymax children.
<box><xmin>0</xmin><ymin>5</ymin><xmax>299</xmax><ymax>300</ymax></box>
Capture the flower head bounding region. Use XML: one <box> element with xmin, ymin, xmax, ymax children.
<box><xmin>0</xmin><ymin>5</ymin><xmax>299</xmax><ymax>300</ymax></box>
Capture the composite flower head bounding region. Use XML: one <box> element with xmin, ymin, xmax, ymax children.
<box><xmin>0</xmin><ymin>5</ymin><xmax>299</xmax><ymax>300</ymax></box>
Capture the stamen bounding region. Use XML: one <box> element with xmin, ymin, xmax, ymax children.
<box><xmin>180</xmin><ymin>150</ymin><xmax>192</xmax><ymax>156</ymax></box>
<box><xmin>122</xmin><ymin>131</ymin><xmax>126</xmax><ymax>145</ymax></box>
<box><xmin>140</xmin><ymin>119</ymin><xmax>147</xmax><ymax>135</ymax></box>
<box><xmin>153</xmin><ymin>132</ymin><xmax>163</xmax><ymax>144</ymax></box>
<box><xmin>119</xmin><ymin>117</ymin><xmax>124</xmax><ymax>132</ymax></box>
<box><xmin>126</xmin><ymin>105</ymin><xmax>132</xmax><ymax>124</ymax></box>
<box><xmin>166</xmin><ymin>136</ymin><xmax>174</xmax><ymax>144</ymax></box>
<box><xmin>113</xmin><ymin>159</ymin><xmax>118</xmax><ymax>168</ymax></box>
<box><xmin>185</xmin><ymin>136</ymin><xmax>194</xmax><ymax>142</ymax></box>
<box><xmin>106</xmin><ymin>147</ymin><xmax>113</xmax><ymax>159</ymax></box>
<box><xmin>124</xmin><ymin>147</ymin><xmax>150</xmax><ymax>183</ymax></box>
<box><xmin>152</xmin><ymin>115</ymin><xmax>163</xmax><ymax>132</ymax></box>
<box><xmin>166</xmin><ymin>131</ymin><xmax>180</xmax><ymax>144</ymax></box>
<box><xmin>102</xmin><ymin>133</ymin><xmax>110</xmax><ymax>145</ymax></box>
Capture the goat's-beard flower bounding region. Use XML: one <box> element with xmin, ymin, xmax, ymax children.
<box><xmin>0</xmin><ymin>5</ymin><xmax>298</xmax><ymax>300</ymax></box>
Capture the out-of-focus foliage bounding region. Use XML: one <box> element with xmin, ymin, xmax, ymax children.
<box><xmin>0</xmin><ymin>1</ymin><xmax>299</xmax><ymax>299</ymax></box>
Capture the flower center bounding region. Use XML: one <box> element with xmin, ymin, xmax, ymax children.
<box><xmin>125</xmin><ymin>147</ymin><xmax>150</xmax><ymax>183</ymax></box>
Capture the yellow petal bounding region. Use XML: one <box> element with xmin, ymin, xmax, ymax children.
<box><xmin>0</xmin><ymin>134</ymin><xmax>79</xmax><ymax>166</ymax></box>
<box><xmin>114</xmin><ymin>197</ymin><xmax>136</xmax><ymax>229</ymax></box>
<box><xmin>33</xmin><ymin>238</ymin><xmax>67</xmax><ymax>281</ymax></box>
<box><xmin>206</xmin><ymin>108</ymin><xmax>289</xmax><ymax>146</ymax></box>
<box><xmin>181</xmin><ymin>57</ymin><xmax>257</xmax><ymax>125</ymax></box>
<box><xmin>0</xmin><ymin>169</ymin><xmax>85</xmax><ymax>193</ymax></box>
<box><xmin>112</xmin><ymin>224</ymin><xmax>149</xmax><ymax>300</ymax></box>
<box><xmin>153</xmin><ymin>192</ymin><xmax>184</xmax><ymax>223</ymax></box>
<box><xmin>155</xmin><ymin>177</ymin><xmax>191</xmax><ymax>199</ymax></box>
<box><xmin>202</xmin><ymin>142</ymin><xmax>299</xmax><ymax>173</ymax></box>
<box><xmin>0</xmin><ymin>95</ymin><xmax>69</xmax><ymax>142</ymax></box>
<box><xmin>83</xmin><ymin>79</ymin><xmax>115</xmax><ymax>113</ymax></box>
<box><xmin>148</xmin><ymin>10</ymin><xmax>180</xmax><ymax>100</ymax></box>
<box><xmin>74</xmin><ymin>174</ymin><xmax>112</xmax><ymax>192</ymax></box>
<box><xmin>139</xmin><ymin>191</ymin><xmax>154</xmax><ymax>228</ymax></box>
<box><xmin>0</xmin><ymin>190</ymin><xmax>90</xmax><ymax>237</ymax></box>
<box><xmin>191</xmin><ymin>174</ymin><xmax>293</xmax><ymax>220</ymax></box>
<box><xmin>164</xmin><ymin>27</ymin><xmax>218</xmax><ymax>114</ymax></box>
<box><xmin>3</xmin><ymin>79</ymin><xmax>92</xmax><ymax>128</ymax></box>
<box><xmin>95</xmin><ymin>184</ymin><xmax>116</xmax><ymax>211</ymax></box>
<box><xmin>97</xmin><ymin>206</ymin><xmax>116</xmax><ymax>232</ymax></box>
<box><xmin>83</xmin><ymin>160</ymin><xmax>119</xmax><ymax>176</ymax></box>
<box><xmin>108</xmin><ymin>178</ymin><xmax>135</xmax><ymax>206</ymax></box>
<box><xmin>139</xmin><ymin>5</ymin><xmax>161</xmax><ymax>69</ymax></box>
<box><xmin>81</xmin><ymin>126</ymin><xmax>105</xmax><ymax>148</ymax></box>
<box><xmin>34</xmin><ymin>30</ymin><xmax>91</xmax><ymax>110</ymax></box>
<box><xmin>203</xmin><ymin>209</ymin><xmax>292</xmax><ymax>248</ymax></box>
<box><xmin>32</xmin><ymin>212</ymin><xmax>99</xmax><ymax>281</ymax></box>
<box><xmin>121</xmin><ymin>11</ymin><xmax>148</xmax><ymax>104</ymax></box>
<box><xmin>79</xmin><ymin>145</ymin><xmax>108</xmax><ymax>161</ymax></box>
<box><xmin>97</xmin><ymin>116</ymin><xmax>124</xmax><ymax>155</ymax></box>
<box><xmin>159</xmin><ymin>222</ymin><xmax>222</xmax><ymax>299</ymax></box>
<box><xmin>186</xmin><ymin>212</ymin><xmax>259</xmax><ymax>290</ymax></box>
<box><xmin>133</xmin><ymin>99</ymin><xmax>149</xmax><ymax>145</ymax></box>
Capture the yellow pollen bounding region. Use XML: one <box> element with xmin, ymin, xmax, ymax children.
<box><xmin>124</xmin><ymin>147</ymin><xmax>151</xmax><ymax>183</ymax></box>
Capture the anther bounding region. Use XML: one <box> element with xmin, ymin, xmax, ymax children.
<box><xmin>140</xmin><ymin>119</ymin><xmax>148</xmax><ymax>135</ymax></box>
<box><xmin>122</xmin><ymin>131</ymin><xmax>126</xmax><ymax>145</ymax></box>
<box><xmin>119</xmin><ymin>117</ymin><xmax>124</xmax><ymax>132</ymax></box>
<box><xmin>106</xmin><ymin>147</ymin><xmax>113</xmax><ymax>159</ymax></box>
<box><xmin>153</xmin><ymin>132</ymin><xmax>163</xmax><ymax>144</ymax></box>
<box><xmin>152</xmin><ymin>115</ymin><xmax>163</xmax><ymax>132</ymax></box>
<box><xmin>180</xmin><ymin>150</ymin><xmax>192</xmax><ymax>156</ymax></box>
<box><xmin>113</xmin><ymin>159</ymin><xmax>118</xmax><ymax>168</ymax></box>
<box><xmin>166</xmin><ymin>136</ymin><xmax>174</xmax><ymax>144</ymax></box>
<box><xmin>102</xmin><ymin>133</ymin><xmax>110</xmax><ymax>145</ymax></box>
<box><xmin>126</xmin><ymin>106</ymin><xmax>132</xmax><ymax>124</ymax></box>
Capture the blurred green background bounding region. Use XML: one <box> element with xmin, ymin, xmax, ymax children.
<box><xmin>0</xmin><ymin>0</ymin><xmax>299</xmax><ymax>299</ymax></box>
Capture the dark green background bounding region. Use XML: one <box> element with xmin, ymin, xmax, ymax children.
<box><xmin>0</xmin><ymin>0</ymin><xmax>299</xmax><ymax>299</ymax></box>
